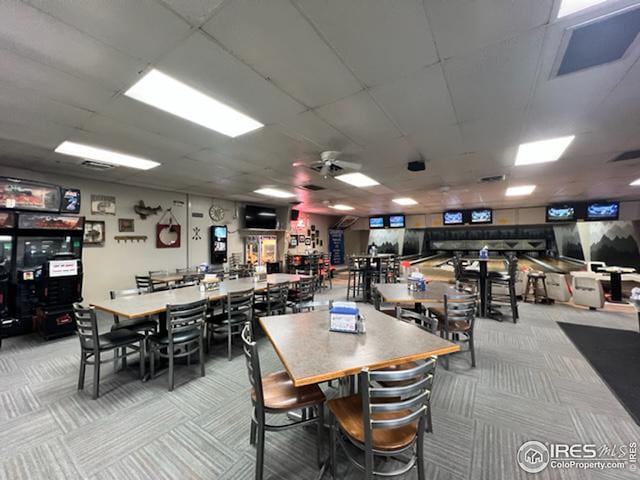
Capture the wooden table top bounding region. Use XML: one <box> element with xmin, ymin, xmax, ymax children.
<box><xmin>260</xmin><ymin>304</ymin><xmax>459</xmax><ymax>387</ymax></box>
<box><xmin>150</xmin><ymin>270</ymin><xmax>203</xmax><ymax>283</ymax></box>
<box><xmin>374</xmin><ymin>281</ymin><xmax>459</xmax><ymax>304</ymax></box>
<box><xmin>92</xmin><ymin>274</ymin><xmax>307</xmax><ymax>318</ymax></box>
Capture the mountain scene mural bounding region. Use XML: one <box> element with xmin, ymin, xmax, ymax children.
<box><xmin>589</xmin><ymin>221</ymin><xmax>640</xmax><ymax>270</ymax></box>
<box><xmin>553</xmin><ymin>223</ymin><xmax>585</xmax><ymax>260</ymax></box>
<box><xmin>402</xmin><ymin>229</ymin><xmax>423</xmax><ymax>256</ymax></box>
<box><xmin>368</xmin><ymin>229</ymin><xmax>404</xmax><ymax>255</ymax></box>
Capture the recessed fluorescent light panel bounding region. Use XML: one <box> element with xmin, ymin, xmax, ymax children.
<box><xmin>335</xmin><ymin>173</ymin><xmax>380</xmax><ymax>187</ymax></box>
<box><xmin>630</xmin><ymin>178</ymin><xmax>640</xmax><ymax>186</ymax></box>
<box><xmin>125</xmin><ymin>69</ymin><xmax>263</xmax><ymax>138</ymax></box>
<box><xmin>506</xmin><ymin>185</ymin><xmax>536</xmax><ymax>196</ymax></box>
<box><xmin>557</xmin><ymin>0</ymin><xmax>607</xmax><ymax>18</ymax></box>
<box><xmin>515</xmin><ymin>136</ymin><xmax>575</xmax><ymax>166</ymax></box>
<box><xmin>54</xmin><ymin>141</ymin><xmax>160</xmax><ymax>170</ymax></box>
<box><xmin>393</xmin><ymin>198</ymin><xmax>418</xmax><ymax>206</ymax></box>
<box><xmin>254</xmin><ymin>188</ymin><xmax>296</xmax><ymax>198</ymax></box>
<box><xmin>331</xmin><ymin>204</ymin><xmax>354</xmax><ymax>211</ymax></box>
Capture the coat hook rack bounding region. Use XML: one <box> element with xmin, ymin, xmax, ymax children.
<box><xmin>114</xmin><ymin>235</ymin><xmax>148</xmax><ymax>243</ymax></box>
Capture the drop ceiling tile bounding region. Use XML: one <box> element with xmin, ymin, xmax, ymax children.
<box><xmin>22</xmin><ymin>0</ymin><xmax>191</xmax><ymax>62</ymax></box>
<box><xmin>424</xmin><ymin>0</ymin><xmax>553</xmax><ymax>59</ymax></box>
<box><xmin>156</xmin><ymin>31</ymin><xmax>305</xmax><ymax>126</ymax></box>
<box><xmin>0</xmin><ymin>0</ymin><xmax>143</xmax><ymax>90</ymax></box>
<box><xmin>294</xmin><ymin>0</ymin><xmax>438</xmax><ymax>86</ymax></box>
<box><xmin>371</xmin><ymin>64</ymin><xmax>457</xmax><ymax>135</ymax></box>
<box><xmin>458</xmin><ymin>109</ymin><xmax>526</xmax><ymax>156</ymax></box>
<box><xmin>0</xmin><ymin>118</ymin><xmax>74</xmax><ymax>149</ymax></box>
<box><xmin>405</xmin><ymin>123</ymin><xmax>466</xmax><ymax>160</ymax></box>
<box><xmin>314</xmin><ymin>91</ymin><xmax>402</xmax><ymax>145</ymax></box>
<box><xmin>203</xmin><ymin>0</ymin><xmax>361</xmax><ymax>107</ymax></box>
<box><xmin>276</xmin><ymin>110</ymin><xmax>354</xmax><ymax>150</ymax></box>
<box><xmin>158</xmin><ymin>0</ymin><xmax>226</xmax><ymax>27</ymax></box>
<box><xmin>443</xmin><ymin>27</ymin><xmax>545</xmax><ymax>123</ymax></box>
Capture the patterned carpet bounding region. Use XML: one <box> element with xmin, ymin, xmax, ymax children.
<box><xmin>1</xmin><ymin>282</ymin><xmax>639</xmax><ymax>480</ymax></box>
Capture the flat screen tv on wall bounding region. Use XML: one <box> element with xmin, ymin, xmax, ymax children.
<box><xmin>470</xmin><ymin>208</ymin><xmax>492</xmax><ymax>224</ymax></box>
<box><xmin>369</xmin><ymin>216</ymin><xmax>385</xmax><ymax>229</ymax></box>
<box><xmin>388</xmin><ymin>215</ymin><xmax>405</xmax><ymax>228</ymax></box>
<box><xmin>244</xmin><ymin>205</ymin><xmax>278</xmax><ymax>229</ymax></box>
<box><xmin>546</xmin><ymin>205</ymin><xmax>575</xmax><ymax>222</ymax></box>
<box><xmin>585</xmin><ymin>201</ymin><xmax>619</xmax><ymax>221</ymax></box>
<box><xmin>443</xmin><ymin>211</ymin><xmax>464</xmax><ymax>225</ymax></box>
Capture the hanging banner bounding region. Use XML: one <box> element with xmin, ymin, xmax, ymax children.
<box><xmin>328</xmin><ymin>229</ymin><xmax>345</xmax><ymax>265</ymax></box>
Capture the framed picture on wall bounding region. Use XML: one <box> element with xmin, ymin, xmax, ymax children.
<box><xmin>305</xmin><ymin>238</ymin><xmax>311</xmax><ymax>246</ymax></box>
<box><xmin>298</xmin><ymin>235</ymin><xmax>305</xmax><ymax>243</ymax></box>
<box><xmin>118</xmin><ymin>218</ymin><xmax>134</xmax><ymax>232</ymax></box>
<box><xmin>289</xmin><ymin>235</ymin><xmax>298</xmax><ymax>248</ymax></box>
<box><xmin>84</xmin><ymin>220</ymin><xmax>105</xmax><ymax>245</ymax></box>
<box><xmin>91</xmin><ymin>195</ymin><xmax>116</xmax><ymax>215</ymax></box>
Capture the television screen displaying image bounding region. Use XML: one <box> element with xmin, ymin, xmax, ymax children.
<box><xmin>546</xmin><ymin>205</ymin><xmax>575</xmax><ymax>222</ymax></box>
<box><xmin>470</xmin><ymin>209</ymin><xmax>492</xmax><ymax>224</ymax></box>
<box><xmin>389</xmin><ymin>215</ymin><xmax>405</xmax><ymax>228</ymax></box>
<box><xmin>443</xmin><ymin>211</ymin><xmax>464</xmax><ymax>225</ymax></box>
<box><xmin>213</xmin><ymin>226</ymin><xmax>227</xmax><ymax>239</ymax></box>
<box><xmin>244</xmin><ymin>205</ymin><xmax>278</xmax><ymax>229</ymax></box>
<box><xmin>586</xmin><ymin>201</ymin><xmax>619</xmax><ymax>221</ymax></box>
<box><xmin>369</xmin><ymin>216</ymin><xmax>385</xmax><ymax>229</ymax></box>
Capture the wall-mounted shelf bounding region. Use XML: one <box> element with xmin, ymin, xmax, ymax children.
<box><xmin>114</xmin><ymin>235</ymin><xmax>148</xmax><ymax>243</ymax></box>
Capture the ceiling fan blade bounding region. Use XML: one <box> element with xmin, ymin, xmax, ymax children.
<box><xmin>319</xmin><ymin>163</ymin><xmax>330</xmax><ymax>177</ymax></box>
<box><xmin>334</xmin><ymin>160</ymin><xmax>362</xmax><ymax>170</ymax></box>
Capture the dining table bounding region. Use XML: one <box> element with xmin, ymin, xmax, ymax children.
<box><xmin>373</xmin><ymin>281</ymin><xmax>460</xmax><ymax>312</ymax></box>
<box><xmin>259</xmin><ymin>303</ymin><xmax>459</xmax><ymax>387</ymax></box>
<box><xmin>597</xmin><ymin>266</ymin><xmax>636</xmax><ymax>303</ymax></box>
<box><xmin>149</xmin><ymin>269</ymin><xmax>204</xmax><ymax>284</ymax></box>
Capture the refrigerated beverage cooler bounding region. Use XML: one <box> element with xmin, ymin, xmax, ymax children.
<box><xmin>244</xmin><ymin>235</ymin><xmax>279</xmax><ymax>272</ymax></box>
<box><xmin>210</xmin><ymin>225</ymin><xmax>228</xmax><ymax>265</ymax></box>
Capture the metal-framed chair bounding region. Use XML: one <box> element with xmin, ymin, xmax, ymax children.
<box><xmin>287</xmin><ymin>277</ymin><xmax>315</xmax><ymax>313</ymax></box>
<box><xmin>254</xmin><ymin>282</ymin><xmax>288</xmax><ymax>316</ymax></box>
<box><xmin>148</xmin><ymin>270</ymin><xmax>170</xmax><ymax>291</ymax></box>
<box><xmin>209</xmin><ymin>288</ymin><xmax>255</xmax><ymax>360</ymax></box>
<box><xmin>327</xmin><ymin>357</ymin><xmax>437</xmax><ymax>479</ymax></box>
<box><xmin>109</xmin><ymin>289</ymin><xmax>158</xmax><ymax>334</ymax></box>
<box><xmin>73</xmin><ymin>303</ymin><xmax>145</xmax><ymax>399</ymax></box>
<box><xmin>134</xmin><ymin>275</ymin><xmax>153</xmax><ymax>293</ymax></box>
<box><xmin>149</xmin><ymin>299</ymin><xmax>206</xmax><ymax>391</ymax></box>
<box><xmin>242</xmin><ymin>323</ymin><xmax>325</xmax><ymax>480</ymax></box>
<box><xmin>486</xmin><ymin>255</ymin><xmax>519</xmax><ymax>321</ymax></box>
<box><xmin>428</xmin><ymin>292</ymin><xmax>477</xmax><ymax>369</ymax></box>
<box><xmin>346</xmin><ymin>256</ymin><xmax>366</xmax><ymax>301</ymax></box>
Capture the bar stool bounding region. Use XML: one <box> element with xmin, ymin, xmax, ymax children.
<box><xmin>346</xmin><ymin>256</ymin><xmax>365</xmax><ymax>300</ymax></box>
<box><xmin>525</xmin><ymin>271</ymin><xmax>550</xmax><ymax>303</ymax></box>
<box><xmin>486</xmin><ymin>255</ymin><xmax>519</xmax><ymax>322</ymax></box>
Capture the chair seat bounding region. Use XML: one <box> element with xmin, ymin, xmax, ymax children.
<box><xmin>251</xmin><ymin>371</ymin><xmax>325</xmax><ymax>411</ymax></box>
<box><xmin>528</xmin><ymin>272</ymin><xmax>546</xmax><ymax>278</ymax></box>
<box><xmin>150</xmin><ymin>328</ymin><xmax>200</xmax><ymax>345</ymax></box>
<box><xmin>111</xmin><ymin>317</ymin><xmax>157</xmax><ymax>333</ymax></box>
<box><xmin>88</xmin><ymin>329</ymin><xmax>143</xmax><ymax>351</ymax></box>
<box><xmin>429</xmin><ymin>308</ymin><xmax>471</xmax><ymax>332</ymax></box>
<box><xmin>327</xmin><ymin>394</ymin><xmax>418</xmax><ymax>451</ymax></box>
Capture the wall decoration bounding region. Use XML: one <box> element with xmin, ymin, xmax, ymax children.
<box><xmin>84</xmin><ymin>220</ymin><xmax>105</xmax><ymax>245</ymax></box>
<box><xmin>312</xmin><ymin>242</ymin><xmax>316</xmax><ymax>249</ymax></box>
<box><xmin>311</xmin><ymin>225</ymin><xmax>316</xmax><ymax>232</ymax></box>
<box><xmin>289</xmin><ymin>235</ymin><xmax>298</xmax><ymax>248</ymax></box>
<box><xmin>588</xmin><ymin>221</ymin><xmax>640</xmax><ymax>270</ymax></box>
<box><xmin>319</xmin><ymin>239</ymin><xmax>323</xmax><ymax>247</ymax></box>
<box><xmin>60</xmin><ymin>188</ymin><xmax>81</xmax><ymax>213</ymax></box>
<box><xmin>402</xmin><ymin>229</ymin><xmax>424</xmax><ymax>257</ymax></box>
<box><xmin>134</xmin><ymin>200</ymin><xmax>162</xmax><ymax>219</ymax></box>
<box><xmin>329</xmin><ymin>229</ymin><xmax>345</xmax><ymax>265</ymax></box>
<box><xmin>298</xmin><ymin>235</ymin><xmax>305</xmax><ymax>243</ymax></box>
<box><xmin>552</xmin><ymin>223</ymin><xmax>584</xmax><ymax>260</ymax></box>
<box><xmin>192</xmin><ymin>226</ymin><xmax>202</xmax><ymax>240</ymax></box>
<box><xmin>209</xmin><ymin>204</ymin><xmax>225</xmax><ymax>222</ymax></box>
<box><xmin>156</xmin><ymin>208</ymin><xmax>181</xmax><ymax>248</ymax></box>
<box><xmin>305</xmin><ymin>238</ymin><xmax>311</xmax><ymax>246</ymax></box>
<box><xmin>307</xmin><ymin>229</ymin><xmax>311</xmax><ymax>237</ymax></box>
<box><xmin>114</xmin><ymin>235</ymin><xmax>147</xmax><ymax>243</ymax></box>
<box><xmin>118</xmin><ymin>218</ymin><xmax>134</xmax><ymax>233</ymax></box>
<box><xmin>91</xmin><ymin>195</ymin><xmax>116</xmax><ymax>215</ymax></box>
<box><xmin>368</xmin><ymin>229</ymin><xmax>404</xmax><ymax>255</ymax></box>
<box><xmin>0</xmin><ymin>177</ymin><xmax>61</xmax><ymax>211</ymax></box>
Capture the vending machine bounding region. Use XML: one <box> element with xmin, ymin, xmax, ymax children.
<box><xmin>244</xmin><ymin>235</ymin><xmax>279</xmax><ymax>272</ymax></box>
<box><xmin>210</xmin><ymin>225</ymin><xmax>228</xmax><ymax>265</ymax></box>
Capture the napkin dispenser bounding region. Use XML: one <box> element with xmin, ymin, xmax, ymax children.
<box><xmin>200</xmin><ymin>274</ymin><xmax>220</xmax><ymax>292</ymax></box>
<box><xmin>330</xmin><ymin>302</ymin><xmax>361</xmax><ymax>333</ymax></box>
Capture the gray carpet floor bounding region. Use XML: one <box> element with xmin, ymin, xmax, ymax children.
<box><xmin>1</xmin><ymin>282</ymin><xmax>639</xmax><ymax>479</ymax></box>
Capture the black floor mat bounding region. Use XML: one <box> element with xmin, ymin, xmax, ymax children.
<box><xmin>558</xmin><ymin>322</ymin><xmax>640</xmax><ymax>426</ymax></box>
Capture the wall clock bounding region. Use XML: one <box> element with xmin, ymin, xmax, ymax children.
<box><xmin>209</xmin><ymin>205</ymin><xmax>225</xmax><ymax>222</ymax></box>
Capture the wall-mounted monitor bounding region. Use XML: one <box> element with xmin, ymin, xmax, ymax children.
<box><xmin>546</xmin><ymin>205</ymin><xmax>575</xmax><ymax>222</ymax></box>
<box><xmin>369</xmin><ymin>216</ymin><xmax>385</xmax><ymax>229</ymax></box>
<box><xmin>244</xmin><ymin>205</ymin><xmax>278</xmax><ymax>229</ymax></box>
<box><xmin>470</xmin><ymin>208</ymin><xmax>492</xmax><ymax>224</ymax></box>
<box><xmin>443</xmin><ymin>210</ymin><xmax>464</xmax><ymax>225</ymax></box>
<box><xmin>585</xmin><ymin>201</ymin><xmax>619</xmax><ymax>221</ymax></box>
<box><xmin>388</xmin><ymin>214</ymin><xmax>405</xmax><ymax>228</ymax></box>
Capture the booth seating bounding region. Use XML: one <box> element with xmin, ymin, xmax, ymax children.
<box><xmin>571</xmin><ymin>273</ymin><xmax>605</xmax><ymax>309</ymax></box>
<box><xmin>546</xmin><ymin>273</ymin><xmax>572</xmax><ymax>302</ymax></box>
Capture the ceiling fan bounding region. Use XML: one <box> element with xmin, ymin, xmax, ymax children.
<box><xmin>293</xmin><ymin>151</ymin><xmax>362</xmax><ymax>178</ymax></box>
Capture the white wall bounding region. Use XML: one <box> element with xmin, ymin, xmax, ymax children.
<box><xmin>286</xmin><ymin>211</ymin><xmax>336</xmax><ymax>255</ymax></box>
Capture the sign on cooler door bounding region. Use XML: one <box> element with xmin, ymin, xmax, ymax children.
<box><xmin>49</xmin><ymin>259</ymin><xmax>78</xmax><ymax>277</ymax></box>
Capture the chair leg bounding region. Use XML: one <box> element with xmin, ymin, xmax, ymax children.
<box><xmin>469</xmin><ymin>333</ymin><xmax>476</xmax><ymax>367</ymax></box>
<box><xmin>330</xmin><ymin>418</ymin><xmax>337</xmax><ymax>479</ymax></box>
<box><xmin>92</xmin><ymin>352</ymin><xmax>101</xmax><ymax>400</ymax></box>
<box><xmin>317</xmin><ymin>403</ymin><xmax>324</xmax><ymax>469</ymax></box>
<box><xmin>150</xmin><ymin>344</ymin><xmax>155</xmax><ymax>378</ymax></box>
<box><xmin>250</xmin><ymin>416</ymin><xmax>257</xmax><ymax>445</ymax></box>
<box><xmin>121</xmin><ymin>347</ymin><xmax>128</xmax><ymax>370</ymax></box>
<box><xmin>364</xmin><ymin>447</ymin><xmax>374</xmax><ymax>479</ymax></box>
<box><xmin>78</xmin><ymin>352</ymin><xmax>87</xmax><ymax>390</ymax></box>
<box><xmin>255</xmin><ymin>423</ymin><xmax>265</xmax><ymax>480</ymax></box>
<box><xmin>426</xmin><ymin>403</ymin><xmax>433</xmax><ymax>433</ymax></box>
<box><xmin>417</xmin><ymin>428</ymin><xmax>426</xmax><ymax>480</ymax></box>
<box><xmin>139</xmin><ymin>340</ymin><xmax>145</xmax><ymax>380</ymax></box>
<box><xmin>168</xmin><ymin>345</ymin><xmax>174</xmax><ymax>392</ymax></box>
<box><xmin>199</xmin><ymin>334</ymin><xmax>205</xmax><ymax>377</ymax></box>
<box><xmin>227</xmin><ymin>322</ymin><xmax>232</xmax><ymax>361</ymax></box>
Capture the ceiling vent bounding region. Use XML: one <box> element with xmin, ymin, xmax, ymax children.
<box><xmin>554</xmin><ymin>5</ymin><xmax>640</xmax><ymax>77</ymax></box>
<box><xmin>310</xmin><ymin>163</ymin><xmax>343</xmax><ymax>174</ymax></box>
<box><xmin>81</xmin><ymin>160</ymin><xmax>115</xmax><ymax>171</ymax></box>
<box><xmin>610</xmin><ymin>149</ymin><xmax>640</xmax><ymax>163</ymax></box>
<box><xmin>300</xmin><ymin>184</ymin><xmax>325</xmax><ymax>191</ymax></box>
<box><xmin>480</xmin><ymin>174</ymin><xmax>506</xmax><ymax>183</ymax></box>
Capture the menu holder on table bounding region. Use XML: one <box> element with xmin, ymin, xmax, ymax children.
<box><xmin>330</xmin><ymin>301</ymin><xmax>364</xmax><ymax>334</ymax></box>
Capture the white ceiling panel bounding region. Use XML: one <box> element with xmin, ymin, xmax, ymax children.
<box><xmin>275</xmin><ymin>110</ymin><xmax>355</xmax><ymax>150</ymax></box>
<box><xmin>156</xmin><ymin>31</ymin><xmax>305</xmax><ymax>125</ymax></box>
<box><xmin>294</xmin><ymin>0</ymin><xmax>438</xmax><ymax>87</ymax></box>
<box><xmin>0</xmin><ymin>118</ymin><xmax>74</xmax><ymax>149</ymax></box>
<box><xmin>424</xmin><ymin>0</ymin><xmax>553</xmax><ymax>59</ymax></box>
<box><xmin>444</xmin><ymin>28</ymin><xmax>545</xmax><ymax>123</ymax></box>
<box><xmin>158</xmin><ymin>0</ymin><xmax>226</xmax><ymax>27</ymax></box>
<box><xmin>22</xmin><ymin>0</ymin><xmax>191</xmax><ymax>62</ymax></box>
<box><xmin>371</xmin><ymin>64</ymin><xmax>457</xmax><ymax>135</ymax></box>
<box><xmin>0</xmin><ymin>0</ymin><xmax>143</xmax><ymax>90</ymax></box>
<box><xmin>314</xmin><ymin>91</ymin><xmax>402</xmax><ymax>146</ymax></box>
<box><xmin>405</xmin><ymin>123</ymin><xmax>466</xmax><ymax>160</ymax></box>
<box><xmin>0</xmin><ymin>48</ymin><xmax>116</xmax><ymax>111</ymax></box>
<box><xmin>459</xmin><ymin>109</ymin><xmax>526</xmax><ymax>157</ymax></box>
<box><xmin>203</xmin><ymin>0</ymin><xmax>361</xmax><ymax>108</ymax></box>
